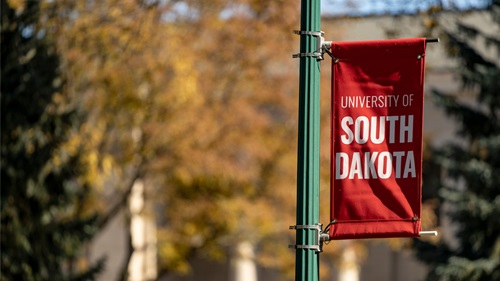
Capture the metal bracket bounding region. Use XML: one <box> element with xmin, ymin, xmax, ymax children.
<box><xmin>289</xmin><ymin>224</ymin><xmax>330</xmax><ymax>253</ymax></box>
<box><xmin>420</xmin><ymin>231</ymin><xmax>438</xmax><ymax>236</ymax></box>
<box><xmin>292</xmin><ymin>30</ymin><xmax>328</xmax><ymax>61</ymax></box>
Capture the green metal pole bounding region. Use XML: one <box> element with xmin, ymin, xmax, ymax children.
<box><xmin>296</xmin><ymin>0</ymin><xmax>321</xmax><ymax>280</ymax></box>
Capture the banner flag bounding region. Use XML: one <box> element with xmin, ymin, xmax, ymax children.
<box><xmin>330</xmin><ymin>38</ymin><xmax>426</xmax><ymax>240</ymax></box>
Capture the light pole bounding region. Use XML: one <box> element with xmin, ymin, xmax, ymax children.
<box><xmin>295</xmin><ymin>0</ymin><xmax>321</xmax><ymax>280</ymax></box>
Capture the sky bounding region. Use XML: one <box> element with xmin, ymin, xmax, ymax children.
<box><xmin>321</xmin><ymin>0</ymin><xmax>492</xmax><ymax>16</ymax></box>
<box><xmin>161</xmin><ymin>1</ymin><xmax>492</xmax><ymax>22</ymax></box>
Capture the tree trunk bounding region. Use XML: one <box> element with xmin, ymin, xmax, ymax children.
<box><xmin>127</xmin><ymin>179</ymin><xmax>157</xmax><ymax>281</ymax></box>
<box><xmin>338</xmin><ymin>241</ymin><xmax>360</xmax><ymax>281</ymax></box>
<box><xmin>230</xmin><ymin>241</ymin><xmax>257</xmax><ymax>281</ymax></box>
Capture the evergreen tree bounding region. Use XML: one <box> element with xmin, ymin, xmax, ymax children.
<box><xmin>1</xmin><ymin>1</ymin><xmax>104</xmax><ymax>280</ymax></box>
<box><xmin>414</xmin><ymin>1</ymin><xmax>500</xmax><ymax>280</ymax></box>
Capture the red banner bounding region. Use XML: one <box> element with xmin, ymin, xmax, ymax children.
<box><xmin>330</xmin><ymin>38</ymin><xmax>426</xmax><ymax>240</ymax></box>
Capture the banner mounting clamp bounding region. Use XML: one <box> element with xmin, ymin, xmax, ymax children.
<box><xmin>292</xmin><ymin>30</ymin><xmax>331</xmax><ymax>61</ymax></box>
<box><xmin>289</xmin><ymin>224</ymin><xmax>330</xmax><ymax>253</ymax></box>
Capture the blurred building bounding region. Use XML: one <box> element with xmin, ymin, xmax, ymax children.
<box><xmin>88</xmin><ymin>9</ymin><xmax>496</xmax><ymax>281</ymax></box>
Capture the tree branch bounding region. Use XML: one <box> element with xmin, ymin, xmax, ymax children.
<box><xmin>97</xmin><ymin>163</ymin><xmax>143</xmax><ymax>230</ymax></box>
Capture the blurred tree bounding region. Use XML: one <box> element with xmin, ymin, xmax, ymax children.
<box><xmin>0</xmin><ymin>1</ymin><xmax>104</xmax><ymax>280</ymax></box>
<box><xmin>150</xmin><ymin>1</ymin><xmax>304</xmax><ymax>278</ymax></box>
<box><xmin>26</xmin><ymin>1</ymin><xmax>367</xmax><ymax>280</ymax></box>
<box><xmin>413</xmin><ymin>1</ymin><xmax>500</xmax><ymax>280</ymax></box>
<box><xmin>42</xmin><ymin>0</ymin><xmax>313</xmax><ymax>279</ymax></box>
<box><xmin>42</xmin><ymin>1</ymin><xmax>189</xmax><ymax>279</ymax></box>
